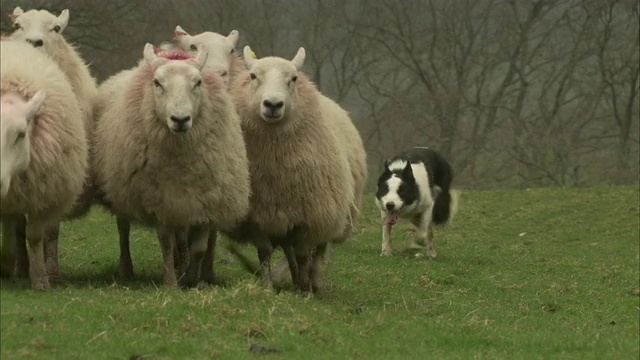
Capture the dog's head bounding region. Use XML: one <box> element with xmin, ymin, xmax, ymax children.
<box><xmin>375</xmin><ymin>159</ymin><xmax>421</xmax><ymax>225</ymax></box>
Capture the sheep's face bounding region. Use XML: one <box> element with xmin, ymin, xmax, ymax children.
<box><xmin>152</xmin><ymin>62</ymin><xmax>204</xmax><ymax>134</ymax></box>
<box><xmin>173</xmin><ymin>26</ymin><xmax>239</xmax><ymax>87</ymax></box>
<box><xmin>243</xmin><ymin>47</ymin><xmax>306</xmax><ymax>124</ymax></box>
<box><xmin>0</xmin><ymin>91</ymin><xmax>46</xmax><ymax>197</ymax></box>
<box><xmin>8</xmin><ymin>7</ymin><xmax>69</xmax><ymax>55</ymax></box>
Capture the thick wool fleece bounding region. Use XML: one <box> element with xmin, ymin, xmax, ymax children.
<box><xmin>93</xmin><ymin>59</ymin><xmax>250</xmax><ymax>229</ymax></box>
<box><xmin>318</xmin><ymin>94</ymin><xmax>368</xmax><ymax>242</ymax></box>
<box><xmin>47</xmin><ymin>37</ymin><xmax>98</xmax><ymax>218</ymax></box>
<box><xmin>0</xmin><ymin>41</ymin><xmax>88</xmax><ymax>219</ymax></box>
<box><xmin>230</xmin><ymin>72</ymin><xmax>352</xmax><ymax>243</ymax></box>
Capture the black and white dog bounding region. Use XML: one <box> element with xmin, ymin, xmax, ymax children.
<box><xmin>375</xmin><ymin>147</ymin><xmax>458</xmax><ymax>258</ymax></box>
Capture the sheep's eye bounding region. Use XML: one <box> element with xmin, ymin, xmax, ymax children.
<box><xmin>52</xmin><ymin>25</ymin><xmax>61</xmax><ymax>33</ymax></box>
<box><xmin>194</xmin><ymin>79</ymin><xmax>202</xmax><ymax>88</ymax></box>
<box><xmin>230</xmin><ymin>48</ymin><xmax>235</xmax><ymax>54</ymax></box>
<box><xmin>190</xmin><ymin>44</ymin><xmax>197</xmax><ymax>52</ymax></box>
<box><xmin>153</xmin><ymin>79</ymin><xmax>162</xmax><ymax>88</ymax></box>
<box><xmin>291</xmin><ymin>75</ymin><xmax>298</xmax><ymax>83</ymax></box>
<box><xmin>220</xmin><ymin>71</ymin><xmax>228</xmax><ymax>77</ymax></box>
<box><xmin>15</xmin><ymin>131</ymin><xmax>26</xmax><ymax>143</ymax></box>
<box><xmin>250</xmin><ymin>73</ymin><xmax>257</xmax><ymax>80</ymax></box>
<box><xmin>13</xmin><ymin>23</ymin><xmax>21</xmax><ymax>30</ymax></box>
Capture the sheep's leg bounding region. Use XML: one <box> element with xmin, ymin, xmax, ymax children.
<box><xmin>117</xmin><ymin>216</ymin><xmax>134</xmax><ymax>279</ymax></box>
<box><xmin>309</xmin><ymin>243</ymin><xmax>328</xmax><ymax>293</ymax></box>
<box><xmin>283</xmin><ymin>244</ymin><xmax>299</xmax><ymax>287</ymax></box>
<box><xmin>174</xmin><ymin>226</ymin><xmax>189</xmax><ymax>283</ymax></box>
<box><xmin>25</xmin><ymin>218</ymin><xmax>52</xmax><ymax>290</ymax></box>
<box><xmin>44</xmin><ymin>223</ymin><xmax>64</xmax><ymax>283</ymax></box>
<box><xmin>294</xmin><ymin>241</ymin><xmax>312</xmax><ymax>292</ymax></box>
<box><xmin>156</xmin><ymin>224</ymin><xmax>178</xmax><ymax>287</ymax></box>
<box><xmin>256</xmin><ymin>238</ymin><xmax>274</xmax><ymax>290</ymax></box>
<box><xmin>183</xmin><ymin>224</ymin><xmax>208</xmax><ymax>287</ymax></box>
<box><xmin>380</xmin><ymin>211</ymin><xmax>393</xmax><ymax>256</ymax></box>
<box><xmin>15</xmin><ymin>215</ymin><xmax>29</xmax><ymax>277</ymax></box>
<box><xmin>200</xmin><ymin>230</ymin><xmax>217</xmax><ymax>284</ymax></box>
<box><xmin>0</xmin><ymin>219</ymin><xmax>17</xmax><ymax>277</ymax></box>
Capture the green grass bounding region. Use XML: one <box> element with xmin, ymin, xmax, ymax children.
<box><xmin>1</xmin><ymin>185</ymin><xmax>639</xmax><ymax>359</ymax></box>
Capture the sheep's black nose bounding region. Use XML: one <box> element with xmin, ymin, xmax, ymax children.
<box><xmin>263</xmin><ymin>100</ymin><xmax>284</xmax><ymax>111</ymax></box>
<box><xmin>170</xmin><ymin>115</ymin><xmax>191</xmax><ymax>125</ymax></box>
<box><xmin>385</xmin><ymin>202</ymin><xmax>395</xmax><ymax>211</ymax></box>
<box><xmin>27</xmin><ymin>39</ymin><xmax>43</xmax><ymax>47</ymax></box>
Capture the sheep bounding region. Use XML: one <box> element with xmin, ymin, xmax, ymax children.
<box><xmin>0</xmin><ymin>40</ymin><xmax>88</xmax><ymax>290</ymax></box>
<box><xmin>172</xmin><ymin>25</ymin><xmax>240</xmax><ymax>87</ymax></box>
<box><xmin>8</xmin><ymin>7</ymin><xmax>99</xmax><ymax>280</ymax></box>
<box><xmin>221</xmin><ymin>45</ymin><xmax>353</xmax><ymax>292</ymax></box>
<box><xmin>92</xmin><ymin>43</ymin><xmax>251</xmax><ymax>287</ymax></box>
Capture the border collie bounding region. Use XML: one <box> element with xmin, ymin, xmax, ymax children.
<box><xmin>375</xmin><ymin>147</ymin><xmax>458</xmax><ymax>258</ymax></box>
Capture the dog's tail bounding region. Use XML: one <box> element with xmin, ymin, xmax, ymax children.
<box><xmin>432</xmin><ymin>187</ymin><xmax>460</xmax><ymax>226</ymax></box>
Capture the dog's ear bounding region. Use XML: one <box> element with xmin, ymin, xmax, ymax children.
<box><xmin>402</xmin><ymin>161</ymin><xmax>414</xmax><ymax>179</ymax></box>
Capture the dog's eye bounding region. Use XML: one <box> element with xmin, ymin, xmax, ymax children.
<box><xmin>52</xmin><ymin>25</ymin><xmax>61</xmax><ymax>33</ymax></box>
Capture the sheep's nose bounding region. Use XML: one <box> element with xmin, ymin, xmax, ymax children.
<box><xmin>263</xmin><ymin>99</ymin><xmax>284</xmax><ymax>111</ymax></box>
<box><xmin>27</xmin><ymin>39</ymin><xmax>43</xmax><ymax>47</ymax></box>
<box><xmin>385</xmin><ymin>202</ymin><xmax>396</xmax><ymax>211</ymax></box>
<box><xmin>170</xmin><ymin>115</ymin><xmax>191</xmax><ymax>125</ymax></box>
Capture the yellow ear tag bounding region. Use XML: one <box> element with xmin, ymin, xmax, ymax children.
<box><xmin>251</xmin><ymin>49</ymin><xmax>257</xmax><ymax>59</ymax></box>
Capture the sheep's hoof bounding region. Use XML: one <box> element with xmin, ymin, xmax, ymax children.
<box><xmin>427</xmin><ymin>249</ymin><xmax>437</xmax><ymax>259</ymax></box>
<box><xmin>48</xmin><ymin>272</ymin><xmax>65</xmax><ymax>284</ymax></box>
<box><xmin>31</xmin><ymin>277</ymin><xmax>51</xmax><ymax>291</ymax></box>
<box><xmin>380</xmin><ymin>248</ymin><xmax>393</xmax><ymax>256</ymax></box>
<box><xmin>118</xmin><ymin>264</ymin><xmax>135</xmax><ymax>280</ymax></box>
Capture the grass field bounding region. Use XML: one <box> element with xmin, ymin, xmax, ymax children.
<box><xmin>1</xmin><ymin>185</ymin><xmax>638</xmax><ymax>359</ymax></box>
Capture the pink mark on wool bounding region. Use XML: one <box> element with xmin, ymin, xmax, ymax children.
<box><xmin>154</xmin><ymin>48</ymin><xmax>195</xmax><ymax>61</ymax></box>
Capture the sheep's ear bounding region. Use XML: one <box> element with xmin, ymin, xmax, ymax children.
<box><xmin>243</xmin><ymin>45</ymin><xmax>257</xmax><ymax>68</ymax></box>
<box><xmin>10</xmin><ymin>7</ymin><xmax>23</xmax><ymax>20</ymax></box>
<box><xmin>174</xmin><ymin>25</ymin><xmax>190</xmax><ymax>37</ymax></box>
<box><xmin>227</xmin><ymin>30</ymin><xmax>239</xmax><ymax>47</ymax></box>
<box><xmin>143</xmin><ymin>43</ymin><xmax>158</xmax><ymax>65</ymax></box>
<box><xmin>194</xmin><ymin>43</ymin><xmax>208</xmax><ymax>70</ymax></box>
<box><xmin>56</xmin><ymin>9</ymin><xmax>70</xmax><ymax>33</ymax></box>
<box><xmin>291</xmin><ymin>47</ymin><xmax>306</xmax><ymax>69</ymax></box>
<box><xmin>26</xmin><ymin>90</ymin><xmax>46</xmax><ymax>127</ymax></box>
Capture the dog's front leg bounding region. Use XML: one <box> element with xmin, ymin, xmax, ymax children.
<box><xmin>417</xmin><ymin>207</ymin><xmax>436</xmax><ymax>259</ymax></box>
<box><xmin>380</xmin><ymin>212</ymin><xmax>393</xmax><ymax>256</ymax></box>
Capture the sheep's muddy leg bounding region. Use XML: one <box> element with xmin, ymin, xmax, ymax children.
<box><xmin>0</xmin><ymin>218</ymin><xmax>17</xmax><ymax>277</ymax></box>
<box><xmin>309</xmin><ymin>243</ymin><xmax>328</xmax><ymax>293</ymax></box>
<box><xmin>156</xmin><ymin>224</ymin><xmax>178</xmax><ymax>287</ymax></box>
<box><xmin>15</xmin><ymin>215</ymin><xmax>29</xmax><ymax>277</ymax></box>
<box><xmin>295</xmin><ymin>248</ymin><xmax>312</xmax><ymax>292</ymax></box>
<box><xmin>117</xmin><ymin>216</ymin><xmax>134</xmax><ymax>279</ymax></box>
<box><xmin>200</xmin><ymin>230</ymin><xmax>217</xmax><ymax>284</ymax></box>
<box><xmin>174</xmin><ymin>227</ymin><xmax>189</xmax><ymax>283</ymax></box>
<box><xmin>26</xmin><ymin>218</ymin><xmax>53</xmax><ymax>290</ymax></box>
<box><xmin>255</xmin><ymin>237</ymin><xmax>274</xmax><ymax>289</ymax></box>
<box><xmin>183</xmin><ymin>225</ymin><xmax>208</xmax><ymax>287</ymax></box>
<box><xmin>283</xmin><ymin>244</ymin><xmax>298</xmax><ymax>287</ymax></box>
<box><xmin>44</xmin><ymin>223</ymin><xmax>64</xmax><ymax>283</ymax></box>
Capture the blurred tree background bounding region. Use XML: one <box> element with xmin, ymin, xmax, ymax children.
<box><xmin>1</xmin><ymin>0</ymin><xmax>638</xmax><ymax>189</ymax></box>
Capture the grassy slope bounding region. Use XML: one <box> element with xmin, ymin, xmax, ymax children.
<box><xmin>1</xmin><ymin>185</ymin><xmax>638</xmax><ymax>360</ymax></box>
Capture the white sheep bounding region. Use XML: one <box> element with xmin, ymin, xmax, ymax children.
<box><xmin>8</xmin><ymin>7</ymin><xmax>99</xmax><ymax>280</ymax></box>
<box><xmin>223</xmin><ymin>46</ymin><xmax>353</xmax><ymax>292</ymax></box>
<box><xmin>92</xmin><ymin>44</ymin><xmax>251</xmax><ymax>287</ymax></box>
<box><xmin>0</xmin><ymin>40</ymin><xmax>88</xmax><ymax>290</ymax></box>
<box><xmin>173</xmin><ymin>25</ymin><xmax>239</xmax><ymax>87</ymax></box>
